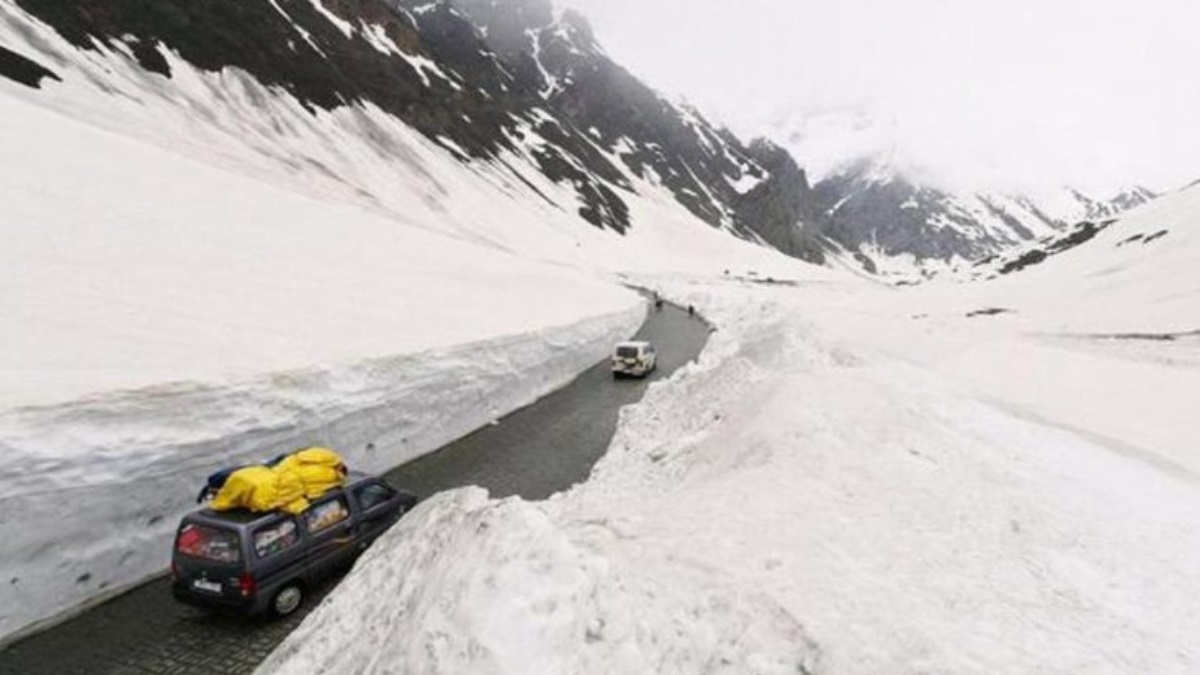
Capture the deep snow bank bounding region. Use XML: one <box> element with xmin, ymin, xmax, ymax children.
<box><xmin>260</xmin><ymin>276</ymin><xmax>1200</xmax><ymax>675</ymax></box>
<box><xmin>256</xmin><ymin>286</ymin><xmax>830</xmax><ymax>675</ymax></box>
<box><xmin>0</xmin><ymin>301</ymin><xmax>644</xmax><ymax>643</ymax></box>
<box><xmin>887</xmin><ymin>183</ymin><xmax>1200</xmax><ymax>480</ymax></box>
<box><xmin>0</xmin><ymin>78</ymin><xmax>636</xmax><ymax>409</ymax></box>
<box><xmin>259</xmin><ymin>488</ymin><xmax>818</xmax><ymax>675</ymax></box>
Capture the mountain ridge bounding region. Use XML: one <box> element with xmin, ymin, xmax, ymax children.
<box><xmin>810</xmin><ymin>154</ymin><xmax>1158</xmax><ymax>275</ymax></box>
<box><xmin>2</xmin><ymin>0</ymin><xmax>1162</xmax><ymax>277</ymax></box>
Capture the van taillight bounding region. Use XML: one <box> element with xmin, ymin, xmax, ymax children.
<box><xmin>239</xmin><ymin>573</ymin><xmax>256</xmax><ymax>597</ymax></box>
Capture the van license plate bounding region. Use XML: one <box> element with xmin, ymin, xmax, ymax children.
<box><xmin>193</xmin><ymin>579</ymin><xmax>222</xmax><ymax>594</ymax></box>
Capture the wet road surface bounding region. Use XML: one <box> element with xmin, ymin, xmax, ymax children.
<box><xmin>0</xmin><ymin>302</ymin><xmax>710</xmax><ymax>675</ymax></box>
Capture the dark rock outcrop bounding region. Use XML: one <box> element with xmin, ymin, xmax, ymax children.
<box><xmin>735</xmin><ymin>140</ymin><xmax>827</xmax><ymax>262</ymax></box>
<box><xmin>0</xmin><ymin>44</ymin><xmax>60</xmax><ymax>88</ymax></box>
<box><xmin>995</xmin><ymin>220</ymin><xmax>1113</xmax><ymax>275</ymax></box>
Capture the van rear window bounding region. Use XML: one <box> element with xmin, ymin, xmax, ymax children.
<box><xmin>616</xmin><ymin>346</ymin><xmax>639</xmax><ymax>358</ymax></box>
<box><xmin>176</xmin><ymin>523</ymin><xmax>241</xmax><ymax>563</ymax></box>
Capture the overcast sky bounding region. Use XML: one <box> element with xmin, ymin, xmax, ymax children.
<box><xmin>558</xmin><ymin>0</ymin><xmax>1200</xmax><ymax>194</ymax></box>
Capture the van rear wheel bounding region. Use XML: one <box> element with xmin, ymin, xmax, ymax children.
<box><xmin>272</xmin><ymin>583</ymin><xmax>304</xmax><ymax>617</ymax></box>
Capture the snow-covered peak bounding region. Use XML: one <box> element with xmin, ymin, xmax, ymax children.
<box><xmin>953</xmin><ymin>181</ymin><xmax>1195</xmax><ymax>290</ymax></box>
<box><xmin>1024</xmin><ymin>184</ymin><xmax>1159</xmax><ymax>227</ymax></box>
<box><xmin>807</xmin><ymin>146</ymin><xmax>1162</xmax><ymax>278</ymax></box>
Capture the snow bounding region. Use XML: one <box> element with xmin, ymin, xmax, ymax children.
<box><xmin>359</xmin><ymin>20</ymin><xmax>403</xmax><ymax>56</ymax></box>
<box><xmin>727</xmin><ymin>170</ymin><xmax>765</xmax><ymax>195</ymax></box>
<box><xmin>260</xmin><ymin>487</ymin><xmax>818</xmax><ymax>675</ymax></box>
<box><xmin>261</xmin><ymin>186</ymin><xmax>1200</xmax><ymax>673</ymax></box>
<box><xmin>0</xmin><ymin>87</ymin><xmax>631</xmax><ymax>407</ymax></box>
<box><xmin>528</xmin><ymin>28</ymin><xmax>560</xmax><ymax>99</ymax></box>
<box><xmin>434</xmin><ymin>134</ymin><xmax>470</xmax><ymax>158</ymax></box>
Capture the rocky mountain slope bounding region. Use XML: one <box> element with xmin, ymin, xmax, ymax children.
<box><xmin>2</xmin><ymin>0</ymin><xmax>832</xmax><ymax>262</ymax></box>
<box><xmin>446</xmin><ymin>0</ymin><xmax>831</xmax><ymax>260</ymax></box>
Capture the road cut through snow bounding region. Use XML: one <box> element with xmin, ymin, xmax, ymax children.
<box><xmin>259</xmin><ymin>272</ymin><xmax>1200</xmax><ymax>675</ymax></box>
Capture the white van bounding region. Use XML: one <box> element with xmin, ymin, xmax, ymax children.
<box><xmin>612</xmin><ymin>341</ymin><xmax>657</xmax><ymax>378</ymax></box>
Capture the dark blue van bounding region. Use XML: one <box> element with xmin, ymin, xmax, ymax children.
<box><xmin>171</xmin><ymin>472</ymin><xmax>417</xmax><ymax>617</ymax></box>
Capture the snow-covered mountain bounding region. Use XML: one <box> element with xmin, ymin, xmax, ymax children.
<box><xmin>444</xmin><ymin>0</ymin><xmax>832</xmax><ymax>260</ymax></box>
<box><xmin>1</xmin><ymin>0</ymin><xmax>834</xmax><ymax>262</ymax></box>
<box><xmin>10</xmin><ymin>0</ymin><xmax>1160</xmax><ymax>278</ymax></box>
<box><xmin>951</xmin><ymin>184</ymin><xmax>1181</xmax><ymax>284</ymax></box>
<box><xmin>813</xmin><ymin>157</ymin><xmax>1062</xmax><ymax>273</ymax></box>
<box><xmin>763</xmin><ymin>110</ymin><xmax>1160</xmax><ymax>275</ymax></box>
<box><xmin>1063</xmin><ymin>185</ymin><xmax>1158</xmax><ymax>221</ymax></box>
<box><xmin>811</xmin><ymin>157</ymin><xmax>1159</xmax><ymax>276</ymax></box>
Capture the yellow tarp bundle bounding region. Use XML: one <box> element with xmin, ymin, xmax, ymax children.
<box><xmin>275</xmin><ymin>447</ymin><xmax>348</xmax><ymax>499</ymax></box>
<box><xmin>210</xmin><ymin>447</ymin><xmax>348</xmax><ymax>515</ymax></box>
<box><xmin>210</xmin><ymin>466</ymin><xmax>309</xmax><ymax>514</ymax></box>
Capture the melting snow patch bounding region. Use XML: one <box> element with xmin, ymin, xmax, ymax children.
<box><xmin>358</xmin><ymin>21</ymin><xmax>401</xmax><ymax>56</ymax></box>
<box><xmin>265</xmin><ymin>0</ymin><xmax>327</xmax><ymax>58</ymax></box>
<box><xmin>435</xmin><ymin>135</ymin><xmax>470</xmax><ymax>159</ymax></box>
<box><xmin>304</xmin><ymin>0</ymin><xmax>354</xmax><ymax>39</ymax></box>
<box><xmin>357</xmin><ymin>19</ymin><xmax>460</xmax><ymax>89</ymax></box>
<box><xmin>728</xmin><ymin>171</ymin><xmax>764</xmax><ymax>195</ymax></box>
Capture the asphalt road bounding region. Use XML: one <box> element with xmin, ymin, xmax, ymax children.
<box><xmin>0</xmin><ymin>301</ymin><xmax>710</xmax><ymax>675</ymax></box>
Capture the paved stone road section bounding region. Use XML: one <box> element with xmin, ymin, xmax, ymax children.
<box><xmin>0</xmin><ymin>302</ymin><xmax>709</xmax><ymax>675</ymax></box>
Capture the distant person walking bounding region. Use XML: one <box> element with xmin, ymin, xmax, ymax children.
<box><xmin>687</xmin><ymin>304</ymin><xmax>695</xmax><ymax>316</ymax></box>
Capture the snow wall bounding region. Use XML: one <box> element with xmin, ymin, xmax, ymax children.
<box><xmin>0</xmin><ymin>301</ymin><xmax>646</xmax><ymax>645</ymax></box>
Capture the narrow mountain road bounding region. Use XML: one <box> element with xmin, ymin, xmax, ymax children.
<box><xmin>0</xmin><ymin>302</ymin><xmax>710</xmax><ymax>675</ymax></box>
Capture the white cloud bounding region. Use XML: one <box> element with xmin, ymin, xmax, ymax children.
<box><xmin>559</xmin><ymin>0</ymin><xmax>1200</xmax><ymax>193</ymax></box>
